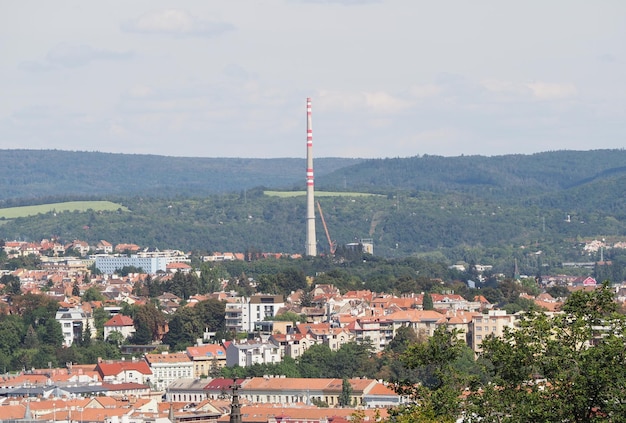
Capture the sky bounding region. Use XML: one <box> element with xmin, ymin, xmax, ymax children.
<box><xmin>1</xmin><ymin>1</ymin><xmax>625</xmax><ymax>159</ymax></box>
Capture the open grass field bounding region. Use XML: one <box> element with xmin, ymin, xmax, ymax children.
<box><xmin>264</xmin><ymin>190</ymin><xmax>380</xmax><ymax>198</ymax></box>
<box><xmin>0</xmin><ymin>201</ymin><xmax>128</xmax><ymax>219</ymax></box>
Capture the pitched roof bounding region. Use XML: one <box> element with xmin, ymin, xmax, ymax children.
<box><xmin>104</xmin><ymin>314</ymin><xmax>134</xmax><ymax>327</ymax></box>
<box><xmin>97</xmin><ymin>361</ymin><xmax>152</xmax><ymax>376</ymax></box>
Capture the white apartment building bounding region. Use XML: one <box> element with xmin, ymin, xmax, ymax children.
<box><xmin>226</xmin><ymin>341</ymin><xmax>281</xmax><ymax>367</ymax></box>
<box><xmin>144</xmin><ymin>352</ymin><xmax>193</xmax><ymax>392</ymax></box>
<box><xmin>55</xmin><ymin>306</ymin><xmax>96</xmax><ymax>347</ymax></box>
<box><xmin>225</xmin><ymin>294</ymin><xmax>285</xmax><ymax>333</ymax></box>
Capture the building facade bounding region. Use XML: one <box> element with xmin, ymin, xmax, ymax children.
<box><xmin>144</xmin><ymin>352</ymin><xmax>193</xmax><ymax>391</ymax></box>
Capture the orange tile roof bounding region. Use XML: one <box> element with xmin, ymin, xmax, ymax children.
<box><xmin>216</xmin><ymin>404</ymin><xmax>387</xmax><ymax>422</ymax></box>
<box><xmin>186</xmin><ymin>344</ymin><xmax>227</xmax><ymax>359</ymax></box>
<box><xmin>145</xmin><ymin>352</ymin><xmax>191</xmax><ymax>364</ymax></box>
<box><xmin>97</xmin><ymin>361</ymin><xmax>152</xmax><ymax>376</ymax></box>
<box><xmin>104</xmin><ymin>314</ymin><xmax>134</xmax><ymax>327</ymax></box>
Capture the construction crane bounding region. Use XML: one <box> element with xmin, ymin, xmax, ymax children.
<box><xmin>316</xmin><ymin>201</ymin><xmax>337</xmax><ymax>255</ymax></box>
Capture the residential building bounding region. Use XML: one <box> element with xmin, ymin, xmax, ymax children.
<box><xmin>186</xmin><ymin>344</ymin><xmax>227</xmax><ymax>378</ymax></box>
<box><xmin>471</xmin><ymin>309</ymin><xmax>517</xmax><ymax>353</ymax></box>
<box><xmin>96</xmin><ymin>360</ymin><xmax>153</xmax><ymax>385</ymax></box>
<box><xmin>237</xmin><ymin>377</ymin><xmax>401</xmax><ymax>408</ymax></box>
<box><xmin>225</xmin><ymin>294</ymin><xmax>285</xmax><ymax>333</ymax></box>
<box><xmin>103</xmin><ymin>314</ymin><xmax>135</xmax><ymax>341</ymax></box>
<box><xmin>225</xmin><ymin>341</ymin><xmax>281</xmax><ymax>367</ymax></box>
<box><xmin>144</xmin><ymin>352</ymin><xmax>193</xmax><ymax>391</ymax></box>
<box><xmin>269</xmin><ymin>333</ymin><xmax>320</xmax><ymax>359</ymax></box>
<box><xmin>55</xmin><ymin>306</ymin><xmax>96</xmax><ymax>347</ymax></box>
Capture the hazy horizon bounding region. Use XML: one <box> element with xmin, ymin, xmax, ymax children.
<box><xmin>2</xmin><ymin>1</ymin><xmax>624</xmax><ymax>159</ymax></box>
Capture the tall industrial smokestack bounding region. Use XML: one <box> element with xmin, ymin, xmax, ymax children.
<box><xmin>305</xmin><ymin>97</ymin><xmax>317</xmax><ymax>256</ymax></box>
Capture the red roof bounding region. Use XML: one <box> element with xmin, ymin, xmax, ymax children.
<box><xmin>97</xmin><ymin>361</ymin><xmax>152</xmax><ymax>376</ymax></box>
<box><xmin>104</xmin><ymin>314</ymin><xmax>134</xmax><ymax>327</ymax></box>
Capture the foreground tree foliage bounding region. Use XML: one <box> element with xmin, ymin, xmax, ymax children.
<box><xmin>389</xmin><ymin>326</ymin><xmax>471</xmax><ymax>423</ymax></box>
<box><xmin>464</xmin><ymin>282</ymin><xmax>626</xmax><ymax>422</ymax></box>
<box><xmin>388</xmin><ymin>283</ymin><xmax>626</xmax><ymax>422</ymax></box>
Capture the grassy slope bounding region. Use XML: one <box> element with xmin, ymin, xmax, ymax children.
<box><xmin>0</xmin><ymin>201</ymin><xmax>128</xmax><ymax>219</ymax></box>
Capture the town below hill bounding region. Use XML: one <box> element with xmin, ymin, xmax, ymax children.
<box><xmin>1</xmin><ymin>231</ymin><xmax>625</xmax><ymax>421</ymax></box>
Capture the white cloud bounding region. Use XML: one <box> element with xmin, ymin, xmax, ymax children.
<box><xmin>122</xmin><ymin>9</ymin><xmax>234</xmax><ymax>37</ymax></box>
<box><xmin>526</xmin><ymin>82</ymin><xmax>578</xmax><ymax>100</ymax></box>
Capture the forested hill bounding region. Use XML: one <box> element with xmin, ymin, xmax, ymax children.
<box><xmin>0</xmin><ymin>149</ymin><xmax>362</xmax><ymax>203</ymax></box>
<box><xmin>1</xmin><ymin>149</ymin><xmax>626</xmax><ymax>203</ymax></box>
<box><xmin>317</xmin><ymin>149</ymin><xmax>626</xmax><ymax>201</ymax></box>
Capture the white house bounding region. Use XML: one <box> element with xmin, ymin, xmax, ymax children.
<box><xmin>55</xmin><ymin>306</ymin><xmax>96</xmax><ymax>347</ymax></box>
<box><xmin>103</xmin><ymin>314</ymin><xmax>136</xmax><ymax>341</ymax></box>
<box><xmin>226</xmin><ymin>341</ymin><xmax>281</xmax><ymax>367</ymax></box>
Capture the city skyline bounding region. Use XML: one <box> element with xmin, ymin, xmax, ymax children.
<box><xmin>1</xmin><ymin>1</ymin><xmax>624</xmax><ymax>159</ymax></box>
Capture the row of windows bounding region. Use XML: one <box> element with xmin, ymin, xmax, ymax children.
<box><xmin>475</xmin><ymin>326</ymin><xmax>497</xmax><ymax>332</ymax></box>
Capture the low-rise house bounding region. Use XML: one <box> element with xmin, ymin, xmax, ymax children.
<box><xmin>145</xmin><ymin>352</ymin><xmax>193</xmax><ymax>391</ymax></box>
<box><xmin>96</xmin><ymin>360</ymin><xmax>153</xmax><ymax>385</ymax></box>
<box><xmin>269</xmin><ymin>332</ymin><xmax>320</xmax><ymax>359</ymax></box>
<box><xmin>103</xmin><ymin>314</ymin><xmax>136</xmax><ymax>341</ymax></box>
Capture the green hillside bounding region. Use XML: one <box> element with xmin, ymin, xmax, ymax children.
<box><xmin>1</xmin><ymin>149</ymin><xmax>625</xmax><ymax>279</ymax></box>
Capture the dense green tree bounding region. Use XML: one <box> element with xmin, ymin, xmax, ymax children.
<box><xmin>298</xmin><ymin>344</ymin><xmax>333</xmax><ymax>378</ymax></box>
<box><xmin>1</xmin><ymin>274</ymin><xmax>22</xmax><ymax>295</ymax></box>
<box><xmin>465</xmin><ymin>282</ymin><xmax>626</xmax><ymax>422</ymax></box>
<box><xmin>194</xmin><ymin>299</ymin><xmax>226</xmax><ymax>333</ymax></box>
<box><xmin>0</xmin><ymin>315</ymin><xmax>24</xmax><ymax>357</ymax></box>
<box><xmin>166</xmin><ymin>271</ymin><xmax>199</xmax><ymax>300</ymax></box>
<box><xmin>339</xmin><ymin>377</ymin><xmax>353</xmax><ymax>407</ymax></box>
<box><xmin>72</xmin><ymin>281</ymin><xmax>80</xmax><ymax>297</ymax></box>
<box><xmin>391</xmin><ymin>326</ymin><xmax>468</xmax><ymax>422</ymax></box>
<box><xmin>92</xmin><ymin>307</ymin><xmax>111</xmax><ymax>340</ymax></box>
<box><xmin>106</xmin><ymin>330</ymin><xmax>125</xmax><ymax>347</ymax></box>
<box><xmin>132</xmin><ymin>303</ymin><xmax>166</xmax><ymax>343</ymax></box>
<box><xmin>163</xmin><ymin>307</ymin><xmax>204</xmax><ymax>351</ymax></box>
<box><xmin>200</xmin><ymin>263</ymin><xmax>229</xmax><ymax>294</ymax></box>
<box><xmin>23</xmin><ymin>325</ymin><xmax>39</xmax><ymax>349</ymax></box>
<box><xmin>423</xmin><ymin>293</ymin><xmax>434</xmax><ymax>310</ymax></box>
<box><xmin>82</xmin><ymin>286</ymin><xmax>105</xmax><ymax>302</ymax></box>
<box><xmin>117</xmin><ymin>265</ymin><xmax>144</xmax><ymax>276</ymax></box>
<box><xmin>39</xmin><ymin>318</ymin><xmax>63</xmax><ymax>347</ymax></box>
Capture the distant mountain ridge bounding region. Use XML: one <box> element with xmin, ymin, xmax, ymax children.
<box><xmin>1</xmin><ymin>148</ymin><xmax>626</xmax><ymax>203</ymax></box>
<box><xmin>316</xmin><ymin>149</ymin><xmax>626</xmax><ymax>201</ymax></box>
<box><xmin>0</xmin><ymin>149</ymin><xmax>362</xmax><ymax>203</ymax></box>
